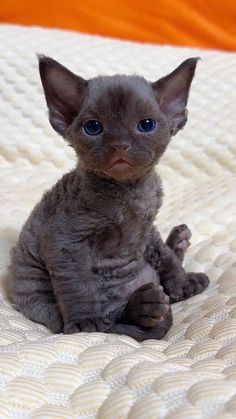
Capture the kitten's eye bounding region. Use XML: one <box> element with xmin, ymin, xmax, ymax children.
<box><xmin>137</xmin><ymin>118</ymin><xmax>157</xmax><ymax>133</ymax></box>
<box><xmin>83</xmin><ymin>120</ymin><xmax>103</xmax><ymax>136</ymax></box>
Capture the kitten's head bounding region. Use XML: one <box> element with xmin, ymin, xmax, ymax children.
<box><xmin>39</xmin><ymin>55</ymin><xmax>199</xmax><ymax>182</ymax></box>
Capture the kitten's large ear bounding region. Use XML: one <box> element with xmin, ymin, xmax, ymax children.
<box><xmin>152</xmin><ymin>57</ymin><xmax>200</xmax><ymax>135</ymax></box>
<box><xmin>38</xmin><ymin>55</ymin><xmax>87</xmax><ymax>135</ymax></box>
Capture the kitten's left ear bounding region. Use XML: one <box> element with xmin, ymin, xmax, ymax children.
<box><xmin>152</xmin><ymin>57</ymin><xmax>200</xmax><ymax>135</ymax></box>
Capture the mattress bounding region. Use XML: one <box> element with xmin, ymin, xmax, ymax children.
<box><xmin>0</xmin><ymin>24</ymin><xmax>236</xmax><ymax>418</ymax></box>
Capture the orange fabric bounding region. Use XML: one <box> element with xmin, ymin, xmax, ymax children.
<box><xmin>1</xmin><ymin>0</ymin><xmax>236</xmax><ymax>51</ymax></box>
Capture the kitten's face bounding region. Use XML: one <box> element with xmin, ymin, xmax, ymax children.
<box><xmin>39</xmin><ymin>56</ymin><xmax>199</xmax><ymax>182</ymax></box>
<box><xmin>69</xmin><ymin>76</ymin><xmax>170</xmax><ymax>181</ymax></box>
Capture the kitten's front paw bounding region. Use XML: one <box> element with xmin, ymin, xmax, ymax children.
<box><xmin>63</xmin><ymin>318</ymin><xmax>112</xmax><ymax>334</ymax></box>
<box><xmin>126</xmin><ymin>283</ymin><xmax>170</xmax><ymax>328</ymax></box>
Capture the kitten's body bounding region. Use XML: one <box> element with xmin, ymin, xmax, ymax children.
<box><xmin>7</xmin><ymin>57</ymin><xmax>209</xmax><ymax>340</ymax></box>
<box><xmin>9</xmin><ymin>168</ymin><xmax>162</xmax><ymax>327</ymax></box>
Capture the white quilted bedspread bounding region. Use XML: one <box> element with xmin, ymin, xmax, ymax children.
<box><xmin>0</xmin><ymin>24</ymin><xmax>236</xmax><ymax>418</ymax></box>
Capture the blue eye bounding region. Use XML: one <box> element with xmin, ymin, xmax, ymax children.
<box><xmin>84</xmin><ymin>120</ymin><xmax>103</xmax><ymax>136</ymax></box>
<box><xmin>137</xmin><ymin>118</ymin><xmax>157</xmax><ymax>133</ymax></box>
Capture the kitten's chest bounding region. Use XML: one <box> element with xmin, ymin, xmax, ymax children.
<box><xmin>64</xmin><ymin>172</ymin><xmax>162</xmax><ymax>256</ymax></box>
<box><xmin>116</xmin><ymin>192</ymin><xmax>156</xmax><ymax>226</ymax></box>
<box><xmin>90</xmin><ymin>176</ymin><xmax>162</xmax><ymax>255</ymax></box>
<box><xmin>115</xmin><ymin>174</ymin><xmax>162</xmax><ymax>225</ymax></box>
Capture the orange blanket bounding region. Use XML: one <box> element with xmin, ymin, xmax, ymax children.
<box><xmin>1</xmin><ymin>0</ymin><xmax>235</xmax><ymax>51</ymax></box>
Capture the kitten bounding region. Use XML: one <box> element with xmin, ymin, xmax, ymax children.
<box><xmin>6</xmin><ymin>56</ymin><xmax>209</xmax><ymax>341</ymax></box>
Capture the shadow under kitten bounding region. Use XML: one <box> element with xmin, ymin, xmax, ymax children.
<box><xmin>6</xmin><ymin>56</ymin><xmax>209</xmax><ymax>341</ymax></box>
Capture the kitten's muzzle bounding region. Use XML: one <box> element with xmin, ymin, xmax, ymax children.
<box><xmin>108</xmin><ymin>144</ymin><xmax>133</xmax><ymax>169</ymax></box>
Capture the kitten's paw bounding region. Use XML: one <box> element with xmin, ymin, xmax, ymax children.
<box><xmin>164</xmin><ymin>272</ymin><xmax>209</xmax><ymax>303</ymax></box>
<box><xmin>126</xmin><ymin>283</ymin><xmax>170</xmax><ymax>328</ymax></box>
<box><xmin>183</xmin><ymin>272</ymin><xmax>209</xmax><ymax>299</ymax></box>
<box><xmin>167</xmin><ymin>288</ymin><xmax>184</xmax><ymax>304</ymax></box>
<box><xmin>166</xmin><ymin>224</ymin><xmax>192</xmax><ymax>260</ymax></box>
<box><xmin>63</xmin><ymin>318</ymin><xmax>112</xmax><ymax>334</ymax></box>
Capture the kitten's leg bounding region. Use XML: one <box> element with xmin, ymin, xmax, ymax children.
<box><xmin>160</xmin><ymin>253</ymin><xmax>209</xmax><ymax>303</ymax></box>
<box><xmin>109</xmin><ymin>313</ymin><xmax>173</xmax><ymax>341</ymax></box>
<box><xmin>145</xmin><ymin>228</ymin><xmax>209</xmax><ymax>303</ymax></box>
<box><xmin>166</xmin><ymin>224</ymin><xmax>191</xmax><ymax>262</ymax></box>
<box><xmin>7</xmin><ymin>263</ymin><xmax>63</xmax><ymax>333</ymax></box>
<box><xmin>40</xmin><ymin>234</ymin><xmax>112</xmax><ymax>335</ymax></box>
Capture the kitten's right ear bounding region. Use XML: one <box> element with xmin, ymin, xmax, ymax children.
<box><xmin>38</xmin><ymin>55</ymin><xmax>87</xmax><ymax>135</ymax></box>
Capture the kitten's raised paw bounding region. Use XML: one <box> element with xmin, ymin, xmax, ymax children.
<box><xmin>125</xmin><ymin>283</ymin><xmax>170</xmax><ymax>328</ymax></box>
<box><xmin>166</xmin><ymin>224</ymin><xmax>192</xmax><ymax>261</ymax></box>
<box><xmin>183</xmin><ymin>272</ymin><xmax>209</xmax><ymax>299</ymax></box>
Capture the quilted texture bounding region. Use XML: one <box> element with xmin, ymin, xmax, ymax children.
<box><xmin>0</xmin><ymin>24</ymin><xmax>236</xmax><ymax>418</ymax></box>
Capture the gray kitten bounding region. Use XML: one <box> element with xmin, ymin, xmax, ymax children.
<box><xmin>7</xmin><ymin>56</ymin><xmax>209</xmax><ymax>341</ymax></box>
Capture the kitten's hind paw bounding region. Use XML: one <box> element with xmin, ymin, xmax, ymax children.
<box><xmin>183</xmin><ymin>272</ymin><xmax>209</xmax><ymax>300</ymax></box>
<box><xmin>125</xmin><ymin>283</ymin><xmax>170</xmax><ymax>328</ymax></box>
<box><xmin>164</xmin><ymin>272</ymin><xmax>209</xmax><ymax>303</ymax></box>
<box><xmin>166</xmin><ymin>224</ymin><xmax>192</xmax><ymax>261</ymax></box>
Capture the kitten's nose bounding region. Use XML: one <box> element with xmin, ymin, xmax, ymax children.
<box><xmin>110</xmin><ymin>143</ymin><xmax>130</xmax><ymax>151</ymax></box>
